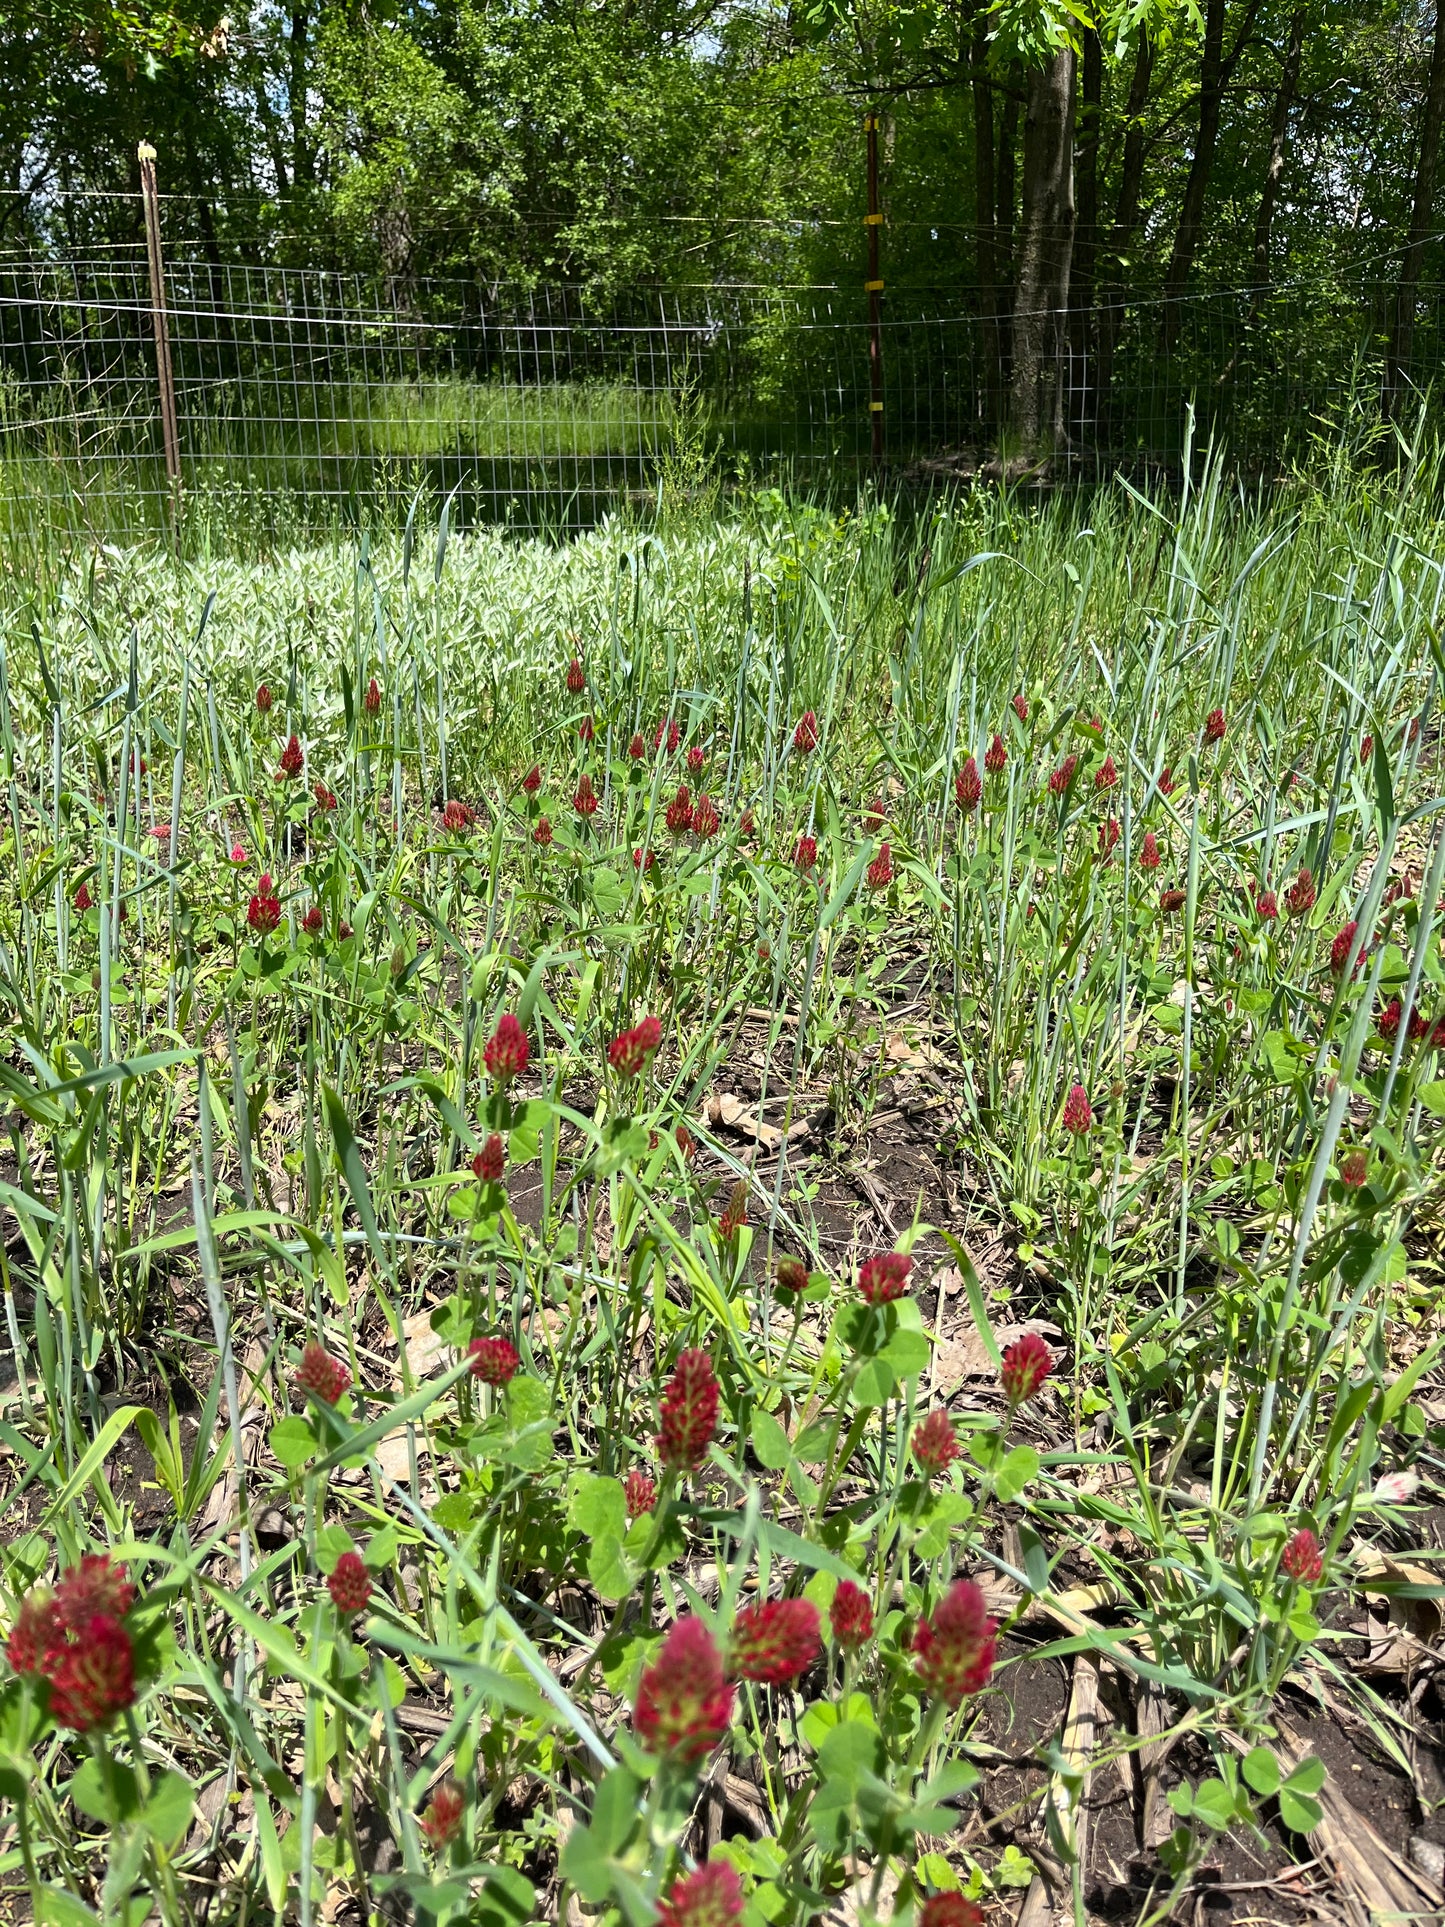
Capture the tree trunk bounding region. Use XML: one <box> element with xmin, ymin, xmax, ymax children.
<box><xmin>1161</xmin><ymin>0</ymin><xmax>1261</xmax><ymax>347</ymax></box>
<box><xmin>971</xmin><ymin>30</ymin><xmax>1001</xmax><ymax>430</ymax></box>
<box><xmin>1072</xmin><ymin>29</ymin><xmax>1102</xmax><ymax>442</ymax></box>
<box><xmin>1386</xmin><ymin>0</ymin><xmax>1445</xmax><ymax>414</ymax></box>
<box><xmin>1009</xmin><ymin>48</ymin><xmax>1077</xmax><ymax>451</ymax></box>
<box><xmin>290</xmin><ymin>1</ymin><xmax>313</xmax><ymax>190</ymax></box>
<box><xmin>1253</xmin><ymin>5</ymin><xmax>1307</xmax><ymax>286</ymax></box>
<box><xmin>1095</xmin><ymin>30</ymin><xmax>1152</xmax><ymax>442</ymax></box>
<box><xmin>996</xmin><ymin>75</ymin><xmax>1020</xmax><ymax>271</ymax></box>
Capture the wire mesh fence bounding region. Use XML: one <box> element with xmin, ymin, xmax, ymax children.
<box><xmin>0</xmin><ymin>234</ymin><xmax>1436</xmax><ymax>539</ymax></box>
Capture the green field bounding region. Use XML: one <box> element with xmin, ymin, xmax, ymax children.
<box><xmin>0</xmin><ymin>460</ymin><xmax>1441</xmax><ymax>1925</ymax></box>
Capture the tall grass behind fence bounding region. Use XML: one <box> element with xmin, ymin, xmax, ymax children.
<box><xmin>0</xmin><ymin>237</ymin><xmax>1441</xmax><ymax>542</ymax></box>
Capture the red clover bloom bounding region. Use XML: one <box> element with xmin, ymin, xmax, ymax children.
<box><xmin>857</xmin><ymin>1251</ymin><xmax>911</xmax><ymax>1304</ymax></box>
<box><xmin>656</xmin><ymin>1859</ymin><xmax>744</xmax><ymax>1927</ymax></box>
<box><xmin>657</xmin><ymin>1349</ymin><xmax>719</xmax><ymax>1471</ymax></box>
<box><xmin>1062</xmin><ymin>1083</ymin><xmax>1093</xmax><ymax>1135</ymax></box>
<box><xmin>467</xmin><ymin>1336</ymin><xmax>520</xmax><ymax>1385</ymax></box>
<box><xmin>633</xmin><ymin>1617</ymin><xmax>733</xmax><ymax>1762</ymax></box>
<box><xmin>1001</xmin><ymin>1332</ymin><xmax>1053</xmax><ymax>1405</ymax></box>
<box><xmin>327</xmin><ymin>1552</ymin><xmax>372</xmax><ymax>1617</ymax></box>
<box><xmin>609</xmin><ymin>1014</ymin><xmax>662</xmax><ymax>1078</ymax></box>
<box><xmin>294</xmin><ymin>1341</ymin><xmax>351</xmax><ymax>1405</ymax></box>
<box><xmin>484</xmin><ymin>1012</ymin><xmax>530</xmax><ymax>1083</ymax></box>
<box><xmin>912</xmin><ymin>1578</ymin><xmax>997</xmax><ymax>1706</ymax></box>
<box><xmin>1281</xmin><ymin>1529</ymin><xmax>1324</xmax><ymax>1586</ymax></box>
<box><xmin>829</xmin><ymin>1580</ymin><xmax>874</xmax><ymax>1649</ymax></box>
<box><xmin>728</xmin><ymin>1598</ymin><xmax>821</xmax><ymax>1685</ymax></box>
<box><xmin>911</xmin><ymin>1408</ymin><xmax>961</xmax><ymax>1477</ymax></box>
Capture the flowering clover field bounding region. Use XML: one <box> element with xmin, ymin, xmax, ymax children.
<box><xmin>0</xmin><ymin>474</ymin><xmax>1443</xmax><ymax>1927</ymax></box>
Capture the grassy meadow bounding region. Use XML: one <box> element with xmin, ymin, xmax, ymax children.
<box><xmin>0</xmin><ymin>454</ymin><xmax>1442</xmax><ymax>1927</ymax></box>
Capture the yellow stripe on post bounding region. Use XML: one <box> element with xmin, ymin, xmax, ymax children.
<box><xmin>864</xmin><ymin>213</ymin><xmax>883</xmax><ymax>225</ymax></box>
<box><xmin>869</xmin><ymin>402</ymin><xmax>884</xmax><ymax>412</ymax></box>
<box><xmin>865</xmin><ymin>279</ymin><xmax>884</xmax><ymax>291</ymax></box>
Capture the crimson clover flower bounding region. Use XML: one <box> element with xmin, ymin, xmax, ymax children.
<box><xmin>657</xmin><ymin>1349</ymin><xmax>719</xmax><ymax>1471</ymax></box>
<box><xmin>483</xmin><ymin>1012</ymin><xmax>529</xmax><ymax>1083</ymax></box>
<box><xmin>247</xmin><ymin>877</ymin><xmax>281</xmax><ymax>937</ymax></box>
<box><xmin>912</xmin><ymin>1578</ymin><xmax>997</xmax><ymax>1706</ymax></box>
<box><xmin>1330</xmin><ymin>920</ymin><xmax>1365</xmax><ymax>976</ymax></box>
<box><xmin>857</xmin><ymin>1250</ymin><xmax>911</xmax><ymax>1304</ymax></box>
<box><xmin>1062</xmin><ymin>1083</ymin><xmax>1093</xmax><ymax>1135</ymax></box>
<box><xmin>45</xmin><ymin>1613</ymin><xmax>136</xmax><ymax>1733</ymax></box>
<box><xmin>656</xmin><ymin>1859</ymin><xmax>744</xmax><ymax>1927</ymax></box>
<box><xmin>468</xmin><ymin>1336</ymin><xmax>520</xmax><ymax>1386</ymax></box>
<box><xmin>717</xmin><ymin>1179</ymin><xmax>748</xmax><ymax>1242</ymax></box>
<box><xmin>55</xmin><ymin>1554</ymin><xmax>134</xmax><ymax>1633</ymax></box>
<box><xmin>419</xmin><ymin>1782</ymin><xmax>464</xmax><ymax>1850</ymax></box>
<box><xmin>573</xmin><ymin>773</ymin><xmax>599</xmax><ymax>817</ymax></box>
<box><xmin>624</xmin><ymin>1468</ymin><xmax>657</xmax><ymax>1518</ymax></box>
<box><xmin>775</xmin><ymin>1254</ymin><xmax>807</xmax><ymax>1296</ymax></box>
<box><xmin>829</xmin><ymin>1580</ymin><xmax>874</xmax><ymax>1649</ymax></box>
<box><xmin>294</xmin><ymin>1340</ymin><xmax>351</xmax><ymax>1405</ymax></box>
<box><xmin>728</xmin><ymin>1598</ymin><xmax>820</xmax><ymax>1685</ymax></box>
<box><xmin>912</xmin><ymin>1408</ymin><xmax>961</xmax><ymax>1477</ymax></box>
<box><xmin>955</xmin><ymin>759</ymin><xmax>981</xmax><ymax>813</ymax></box>
<box><xmin>473</xmin><ymin>1132</ymin><xmax>506</xmax><ymax>1182</ymax></box>
<box><xmin>327</xmin><ymin>1552</ymin><xmax>372</xmax><ymax>1617</ymax></box>
<box><xmin>609</xmin><ymin>1015</ymin><xmax>662</xmax><ymax>1078</ymax></box>
<box><xmin>865</xmin><ymin>842</ymin><xmax>894</xmax><ymax>888</ymax></box>
<box><xmin>1001</xmin><ymin>1332</ymin><xmax>1053</xmax><ymax>1405</ymax></box>
<box><xmin>633</xmin><ymin>1617</ymin><xmax>733</xmax><ymax>1763</ymax></box>
<box><xmin>1285</xmin><ymin>867</ymin><xmax>1315</xmax><ymax>916</ymax></box>
<box><xmin>1281</xmin><ymin>1528</ymin><xmax>1324</xmax><ymax>1586</ymax></box>
<box><xmin>919</xmin><ymin>1898</ymin><xmax>985</xmax><ymax>1927</ymax></box>
<box><xmin>666</xmin><ymin>784</ymin><xmax>694</xmax><ymax>835</ymax></box>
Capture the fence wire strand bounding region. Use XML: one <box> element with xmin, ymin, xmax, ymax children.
<box><xmin>0</xmin><ymin>246</ymin><xmax>1434</xmax><ymax>537</ymax></box>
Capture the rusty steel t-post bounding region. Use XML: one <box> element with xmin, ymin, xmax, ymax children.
<box><xmin>138</xmin><ymin>142</ymin><xmax>181</xmax><ymax>490</ymax></box>
<box><xmin>865</xmin><ymin>111</ymin><xmax>884</xmax><ymax>467</ymax></box>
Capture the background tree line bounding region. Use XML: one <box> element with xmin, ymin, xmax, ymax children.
<box><xmin>4</xmin><ymin>0</ymin><xmax>1445</xmax><ymax>451</ymax></box>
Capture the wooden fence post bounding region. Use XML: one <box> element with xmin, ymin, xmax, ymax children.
<box><xmin>137</xmin><ymin>141</ymin><xmax>181</xmax><ymax>491</ymax></box>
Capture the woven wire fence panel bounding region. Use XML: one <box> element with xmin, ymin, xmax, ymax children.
<box><xmin>0</xmin><ymin>250</ymin><xmax>1435</xmax><ymax>536</ymax></box>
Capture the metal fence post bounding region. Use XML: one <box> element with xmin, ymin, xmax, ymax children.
<box><xmin>138</xmin><ymin>141</ymin><xmax>181</xmax><ymax>492</ymax></box>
